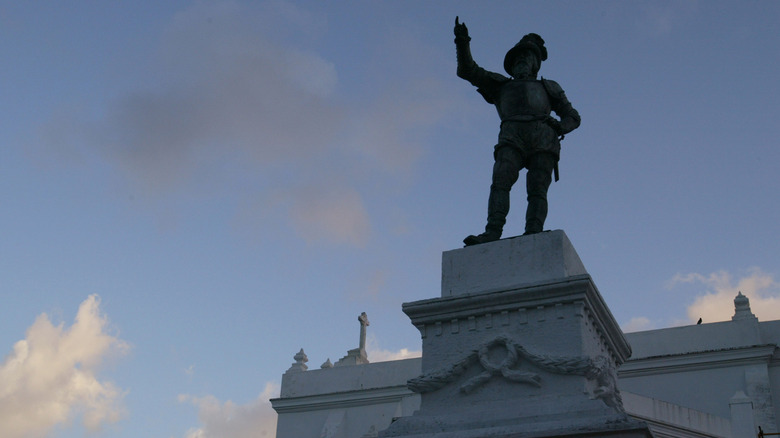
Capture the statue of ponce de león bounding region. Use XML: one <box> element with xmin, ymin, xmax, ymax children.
<box><xmin>455</xmin><ymin>17</ymin><xmax>581</xmax><ymax>246</ymax></box>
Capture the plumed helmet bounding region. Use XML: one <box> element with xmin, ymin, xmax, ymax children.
<box><xmin>503</xmin><ymin>33</ymin><xmax>547</xmax><ymax>75</ymax></box>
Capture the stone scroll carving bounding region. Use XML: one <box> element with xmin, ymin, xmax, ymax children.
<box><xmin>408</xmin><ymin>335</ymin><xmax>622</xmax><ymax>410</ymax></box>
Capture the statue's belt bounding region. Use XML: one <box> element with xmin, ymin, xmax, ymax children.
<box><xmin>500</xmin><ymin>114</ymin><xmax>549</xmax><ymax>124</ymax></box>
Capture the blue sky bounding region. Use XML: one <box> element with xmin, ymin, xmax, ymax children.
<box><xmin>2</xmin><ymin>1</ymin><xmax>779</xmax><ymax>437</ymax></box>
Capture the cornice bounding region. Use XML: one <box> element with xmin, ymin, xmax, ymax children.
<box><xmin>403</xmin><ymin>275</ymin><xmax>593</xmax><ymax>320</ymax></box>
<box><xmin>270</xmin><ymin>385</ymin><xmax>415</xmax><ymax>413</ymax></box>
<box><xmin>619</xmin><ymin>344</ymin><xmax>777</xmax><ymax>377</ymax></box>
<box><xmin>402</xmin><ymin>274</ymin><xmax>631</xmax><ymax>362</ymax></box>
<box><xmin>628</xmin><ymin>414</ymin><xmax>728</xmax><ymax>438</ymax></box>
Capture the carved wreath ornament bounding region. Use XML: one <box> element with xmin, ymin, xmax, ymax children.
<box><xmin>407</xmin><ymin>335</ymin><xmax>622</xmax><ymax>409</ymax></box>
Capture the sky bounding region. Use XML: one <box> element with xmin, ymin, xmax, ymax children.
<box><xmin>1</xmin><ymin>1</ymin><xmax>780</xmax><ymax>437</ymax></box>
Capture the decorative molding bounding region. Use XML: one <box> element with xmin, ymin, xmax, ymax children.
<box><xmin>620</xmin><ymin>345</ymin><xmax>776</xmax><ymax>377</ymax></box>
<box><xmin>407</xmin><ymin>335</ymin><xmax>623</xmax><ymax>409</ymax></box>
<box><xmin>402</xmin><ymin>275</ymin><xmax>632</xmax><ymax>364</ymax></box>
<box><xmin>271</xmin><ymin>385</ymin><xmax>415</xmax><ymax>413</ymax></box>
<box><xmin>416</xmin><ymin>324</ymin><xmax>426</xmax><ymax>339</ymax></box>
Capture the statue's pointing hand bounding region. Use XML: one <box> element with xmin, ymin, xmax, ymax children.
<box><xmin>454</xmin><ymin>16</ymin><xmax>470</xmax><ymax>42</ymax></box>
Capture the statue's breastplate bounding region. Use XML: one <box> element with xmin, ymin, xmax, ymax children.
<box><xmin>496</xmin><ymin>80</ymin><xmax>551</xmax><ymax>120</ymax></box>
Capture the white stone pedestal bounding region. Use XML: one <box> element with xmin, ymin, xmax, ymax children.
<box><xmin>379</xmin><ymin>231</ymin><xmax>653</xmax><ymax>438</ymax></box>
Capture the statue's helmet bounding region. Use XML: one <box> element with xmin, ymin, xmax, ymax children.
<box><xmin>503</xmin><ymin>33</ymin><xmax>547</xmax><ymax>75</ymax></box>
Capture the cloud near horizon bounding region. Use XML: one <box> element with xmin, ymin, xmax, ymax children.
<box><xmin>365</xmin><ymin>334</ymin><xmax>421</xmax><ymax>363</ymax></box>
<box><xmin>622</xmin><ymin>268</ymin><xmax>780</xmax><ymax>331</ymax></box>
<box><xmin>621</xmin><ymin>316</ymin><xmax>653</xmax><ymax>333</ymax></box>
<box><xmin>177</xmin><ymin>336</ymin><xmax>420</xmax><ymax>438</ymax></box>
<box><xmin>0</xmin><ymin>295</ymin><xmax>128</xmax><ymax>438</ymax></box>
<box><xmin>180</xmin><ymin>382</ymin><xmax>279</xmax><ymax>438</ymax></box>
<box><xmin>671</xmin><ymin>267</ymin><xmax>780</xmax><ymax>323</ymax></box>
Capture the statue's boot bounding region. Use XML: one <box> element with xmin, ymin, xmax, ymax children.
<box><xmin>464</xmin><ymin>184</ymin><xmax>507</xmax><ymax>246</ymax></box>
<box><xmin>524</xmin><ymin>193</ymin><xmax>548</xmax><ymax>235</ymax></box>
<box><xmin>463</xmin><ymin>230</ymin><xmax>501</xmax><ymax>246</ymax></box>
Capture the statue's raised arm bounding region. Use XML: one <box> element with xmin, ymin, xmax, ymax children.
<box><xmin>454</xmin><ymin>16</ymin><xmax>475</xmax><ymax>79</ymax></box>
<box><xmin>453</xmin><ymin>17</ymin><xmax>510</xmax><ymax>98</ymax></box>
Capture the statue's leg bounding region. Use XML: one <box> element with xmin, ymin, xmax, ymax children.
<box><xmin>486</xmin><ymin>146</ymin><xmax>522</xmax><ymax>236</ymax></box>
<box><xmin>524</xmin><ymin>152</ymin><xmax>555</xmax><ymax>235</ymax></box>
<box><xmin>463</xmin><ymin>145</ymin><xmax>523</xmax><ymax>246</ymax></box>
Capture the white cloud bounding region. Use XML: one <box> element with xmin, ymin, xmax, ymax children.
<box><xmin>0</xmin><ymin>295</ymin><xmax>128</xmax><ymax>438</ymax></box>
<box><xmin>621</xmin><ymin>316</ymin><xmax>654</xmax><ymax>333</ymax></box>
<box><xmin>365</xmin><ymin>334</ymin><xmax>421</xmax><ymax>363</ymax></box>
<box><xmin>368</xmin><ymin>347</ymin><xmax>422</xmax><ymax>363</ymax></box>
<box><xmin>669</xmin><ymin>267</ymin><xmax>780</xmax><ymax>323</ymax></box>
<box><xmin>180</xmin><ymin>382</ymin><xmax>279</xmax><ymax>438</ymax></box>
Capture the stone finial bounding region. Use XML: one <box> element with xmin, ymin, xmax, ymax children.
<box><xmin>732</xmin><ymin>292</ymin><xmax>757</xmax><ymax>321</ymax></box>
<box><xmin>286</xmin><ymin>348</ymin><xmax>309</xmax><ymax>373</ymax></box>
<box><xmin>321</xmin><ymin>358</ymin><xmax>333</xmax><ymax>369</ymax></box>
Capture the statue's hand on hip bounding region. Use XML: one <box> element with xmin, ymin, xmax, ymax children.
<box><xmin>544</xmin><ymin>116</ymin><xmax>563</xmax><ymax>135</ymax></box>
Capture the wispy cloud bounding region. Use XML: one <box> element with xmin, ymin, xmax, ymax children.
<box><xmin>180</xmin><ymin>381</ymin><xmax>279</xmax><ymax>438</ymax></box>
<box><xmin>669</xmin><ymin>267</ymin><xmax>780</xmax><ymax>323</ymax></box>
<box><xmin>287</xmin><ymin>184</ymin><xmax>371</xmax><ymax>247</ymax></box>
<box><xmin>637</xmin><ymin>1</ymin><xmax>700</xmax><ymax>37</ymax></box>
<box><xmin>0</xmin><ymin>295</ymin><xmax>128</xmax><ymax>438</ymax></box>
<box><xmin>34</xmin><ymin>1</ymin><xmax>455</xmax><ymax>247</ymax></box>
<box><xmin>96</xmin><ymin>1</ymin><xmax>342</xmax><ymax>190</ymax></box>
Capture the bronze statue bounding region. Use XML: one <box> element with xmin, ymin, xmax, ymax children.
<box><xmin>455</xmin><ymin>18</ymin><xmax>581</xmax><ymax>246</ymax></box>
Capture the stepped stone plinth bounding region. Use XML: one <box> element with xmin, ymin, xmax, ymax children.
<box><xmin>380</xmin><ymin>231</ymin><xmax>654</xmax><ymax>438</ymax></box>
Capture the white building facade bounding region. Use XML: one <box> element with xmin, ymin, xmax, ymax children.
<box><xmin>271</xmin><ymin>234</ymin><xmax>775</xmax><ymax>438</ymax></box>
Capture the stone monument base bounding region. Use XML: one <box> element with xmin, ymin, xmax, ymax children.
<box><xmin>379</xmin><ymin>231</ymin><xmax>653</xmax><ymax>438</ymax></box>
<box><xmin>381</xmin><ymin>414</ymin><xmax>651</xmax><ymax>438</ymax></box>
